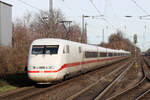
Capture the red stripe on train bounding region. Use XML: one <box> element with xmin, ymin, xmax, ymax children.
<box><xmin>28</xmin><ymin>71</ymin><xmax>40</xmax><ymax>73</ymax></box>
<box><xmin>28</xmin><ymin>56</ymin><xmax>124</xmax><ymax>73</ymax></box>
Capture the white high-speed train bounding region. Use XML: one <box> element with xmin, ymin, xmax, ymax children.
<box><xmin>27</xmin><ymin>38</ymin><xmax>130</xmax><ymax>84</ymax></box>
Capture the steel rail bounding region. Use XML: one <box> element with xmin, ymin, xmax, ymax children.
<box><xmin>95</xmin><ymin>60</ymin><xmax>134</xmax><ymax>100</ymax></box>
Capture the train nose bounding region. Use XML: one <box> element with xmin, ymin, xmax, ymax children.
<box><xmin>28</xmin><ymin>72</ymin><xmax>58</xmax><ymax>83</ymax></box>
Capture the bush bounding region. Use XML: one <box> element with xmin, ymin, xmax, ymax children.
<box><xmin>0</xmin><ymin>46</ymin><xmax>29</xmax><ymax>76</ymax></box>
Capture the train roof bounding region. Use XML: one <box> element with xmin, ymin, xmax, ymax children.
<box><xmin>31</xmin><ymin>38</ymin><xmax>73</xmax><ymax>45</ymax></box>
<box><xmin>31</xmin><ymin>38</ymin><xmax>100</xmax><ymax>48</ymax></box>
<box><xmin>31</xmin><ymin>38</ymin><xmax>130</xmax><ymax>53</ymax></box>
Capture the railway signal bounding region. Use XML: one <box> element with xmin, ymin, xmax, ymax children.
<box><xmin>134</xmin><ymin>34</ymin><xmax>137</xmax><ymax>59</ymax></box>
<box><xmin>134</xmin><ymin>34</ymin><xmax>137</xmax><ymax>44</ymax></box>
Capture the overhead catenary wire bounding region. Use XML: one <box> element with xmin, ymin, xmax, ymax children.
<box><xmin>16</xmin><ymin>0</ymin><xmax>52</xmax><ymax>32</ymax></box>
<box><xmin>89</xmin><ymin>0</ymin><xmax>117</xmax><ymax>29</ymax></box>
<box><xmin>130</xmin><ymin>0</ymin><xmax>148</xmax><ymax>15</ymax></box>
<box><xmin>16</xmin><ymin>0</ymin><xmax>43</xmax><ymax>12</ymax></box>
<box><xmin>16</xmin><ymin>0</ymin><xmax>53</xmax><ymax>24</ymax></box>
<box><xmin>89</xmin><ymin>0</ymin><xmax>137</xmax><ymax>42</ymax></box>
<box><xmin>89</xmin><ymin>0</ymin><xmax>103</xmax><ymax>16</ymax></box>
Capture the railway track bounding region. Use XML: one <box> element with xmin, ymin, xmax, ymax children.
<box><xmin>134</xmin><ymin>57</ymin><xmax>150</xmax><ymax>100</ymax></box>
<box><xmin>0</xmin><ymin>86</ymin><xmax>36</xmax><ymax>100</ymax></box>
<box><xmin>66</xmin><ymin>59</ymin><xmax>134</xmax><ymax>100</ymax></box>
<box><xmin>143</xmin><ymin>57</ymin><xmax>150</xmax><ymax>79</ymax></box>
<box><xmin>135</xmin><ymin>88</ymin><xmax>150</xmax><ymax>100</ymax></box>
<box><xmin>0</xmin><ymin>79</ymin><xmax>73</xmax><ymax>100</ymax></box>
<box><xmin>0</xmin><ymin>58</ymin><xmax>131</xmax><ymax>100</ymax></box>
<box><xmin>105</xmin><ymin>56</ymin><xmax>150</xmax><ymax>100</ymax></box>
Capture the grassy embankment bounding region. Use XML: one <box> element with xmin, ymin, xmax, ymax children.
<box><xmin>0</xmin><ymin>73</ymin><xmax>34</xmax><ymax>93</ymax></box>
<box><xmin>0</xmin><ymin>79</ymin><xmax>17</xmax><ymax>93</ymax></box>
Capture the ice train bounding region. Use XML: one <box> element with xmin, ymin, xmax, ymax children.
<box><xmin>27</xmin><ymin>38</ymin><xmax>130</xmax><ymax>84</ymax></box>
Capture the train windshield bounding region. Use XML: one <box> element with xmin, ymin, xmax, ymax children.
<box><xmin>32</xmin><ymin>45</ymin><xmax>59</xmax><ymax>55</ymax></box>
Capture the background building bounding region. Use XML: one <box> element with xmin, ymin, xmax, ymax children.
<box><xmin>0</xmin><ymin>1</ymin><xmax>12</xmax><ymax>46</ymax></box>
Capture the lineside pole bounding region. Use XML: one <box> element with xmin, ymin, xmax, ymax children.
<box><xmin>49</xmin><ymin>0</ymin><xmax>53</xmax><ymax>37</ymax></box>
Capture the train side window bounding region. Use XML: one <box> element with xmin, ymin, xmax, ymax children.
<box><xmin>85</xmin><ymin>51</ymin><xmax>98</xmax><ymax>58</ymax></box>
<box><xmin>79</xmin><ymin>47</ymin><xmax>82</xmax><ymax>53</ymax></box>
<box><xmin>120</xmin><ymin>53</ymin><xmax>121</xmax><ymax>56</ymax></box>
<box><xmin>108</xmin><ymin>53</ymin><xmax>113</xmax><ymax>57</ymax></box>
<box><xmin>117</xmin><ymin>53</ymin><xmax>119</xmax><ymax>56</ymax></box>
<box><xmin>113</xmin><ymin>53</ymin><xmax>115</xmax><ymax>56</ymax></box>
<box><xmin>99</xmin><ymin>52</ymin><xmax>107</xmax><ymax>57</ymax></box>
<box><xmin>114</xmin><ymin>53</ymin><xmax>117</xmax><ymax>56</ymax></box>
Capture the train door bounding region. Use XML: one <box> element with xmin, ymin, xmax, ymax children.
<box><xmin>80</xmin><ymin>47</ymin><xmax>86</xmax><ymax>73</ymax></box>
<box><xmin>61</xmin><ymin>45</ymin><xmax>70</xmax><ymax>76</ymax></box>
<box><xmin>79</xmin><ymin>46</ymin><xmax>83</xmax><ymax>71</ymax></box>
<box><xmin>64</xmin><ymin>45</ymin><xmax>83</xmax><ymax>76</ymax></box>
<box><xmin>81</xmin><ymin>47</ymin><xmax>88</xmax><ymax>73</ymax></box>
<box><xmin>72</xmin><ymin>46</ymin><xmax>83</xmax><ymax>74</ymax></box>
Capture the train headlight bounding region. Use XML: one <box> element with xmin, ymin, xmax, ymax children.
<box><xmin>28</xmin><ymin>66</ymin><xmax>36</xmax><ymax>70</ymax></box>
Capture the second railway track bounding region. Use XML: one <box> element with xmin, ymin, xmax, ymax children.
<box><xmin>106</xmin><ymin>56</ymin><xmax>150</xmax><ymax>100</ymax></box>
<box><xmin>67</xmin><ymin>59</ymin><xmax>134</xmax><ymax>100</ymax></box>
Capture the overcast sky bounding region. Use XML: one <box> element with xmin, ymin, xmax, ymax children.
<box><xmin>2</xmin><ymin>0</ymin><xmax>150</xmax><ymax>51</ymax></box>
